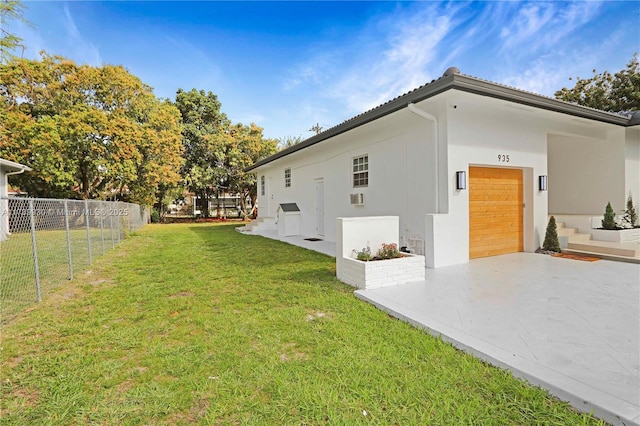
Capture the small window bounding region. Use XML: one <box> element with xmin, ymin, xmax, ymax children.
<box><xmin>260</xmin><ymin>175</ymin><xmax>265</xmax><ymax>196</ymax></box>
<box><xmin>352</xmin><ymin>155</ymin><xmax>368</xmax><ymax>187</ymax></box>
<box><xmin>285</xmin><ymin>168</ymin><xmax>291</xmax><ymax>188</ymax></box>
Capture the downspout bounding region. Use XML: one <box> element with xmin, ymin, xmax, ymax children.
<box><xmin>407</xmin><ymin>103</ymin><xmax>440</xmax><ymax>213</ymax></box>
<box><xmin>5</xmin><ymin>168</ymin><xmax>28</xmax><ymax>177</ymax></box>
<box><xmin>2</xmin><ymin>167</ymin><xmax>29</xmax><ymax>239</ymax></box>
<box><xmin>4</xmin><ymin>167</ymin><xmax>29</xmax><ymax>197</ymax></box>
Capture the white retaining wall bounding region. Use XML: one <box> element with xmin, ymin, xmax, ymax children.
<box><xmin>339</xmin><ymin>254</ymin><xmax>426</xmax><ymax>290</ymax></box>
<box><xmin>336</xmin><ymin>216</ymin><xmax>425</xmax><ymax>289</ymax></box>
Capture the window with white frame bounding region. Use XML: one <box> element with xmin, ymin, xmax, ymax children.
<box><xmin>352</xmin><ymin>155</ymin><xmax>368</xmax><ymax>187</ymax></box>
<box><xmin>260</xmin><ymin>175</ymin><xmax>265</xmax><ymax>196</ymax></box>
<box><xmin>284</xmin><ymin>168</ymin><xmax>291</xmax><ymax>188</ymax></box>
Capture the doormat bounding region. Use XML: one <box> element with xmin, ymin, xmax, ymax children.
<box><xmin>304</xmin><ymin>238</ymin><xmax>323</xmax><ymax>242</ymax></box>
<box><xmin>552</xmin><ymin>253</ymin><xmax>601</xmax><ymax>262</ymax></box>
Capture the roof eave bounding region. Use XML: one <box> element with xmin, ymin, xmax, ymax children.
<box><xmin>246</xmin><ymin>73</ymin><xmax>632</xmax><ymax>172</ymax></box>
<box><xmin>245</xmin><ymin>75</ymin><xmax>455</xmax><ymax>172</ymax></box>
<box><xmin>450</xmin><ymin>75</ymin><xmax>631</xmax><ymax>127</ymax></box>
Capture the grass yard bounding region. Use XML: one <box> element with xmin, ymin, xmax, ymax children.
<box><xmin>1</xmin><ymin>226</ymin><xmax>122</xmax><ymax>322</ymax></box>
<box><xmin>0</xmin><ymin>223</ymin><xmax>607</xmax><ymax>425</ymax></box>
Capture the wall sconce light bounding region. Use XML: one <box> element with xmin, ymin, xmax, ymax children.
<box><xmin>456</xmin><ymin>171</ymin><xmax>467</xmax><ymax>190</ymax></box>
<box><xmin>539</xmin><ymin>175</ymin><xmax>548</xmax><ymax>191</ymax></box>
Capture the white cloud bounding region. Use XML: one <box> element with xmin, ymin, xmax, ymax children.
<box><xmin>500</xmin><ymin>3</ymin><xmax>555</xmax><ymax>50</ymax></box>
<box><xmin>289</xmin><ymin>3</ymin><xmax>459</xmax><ymax>119</ymax></box>
<box><xmin>499</xmin><ymin>2</ymin><xmax>602</xmax><ymax>53</ymax></box>
<box><xmin>62</xmin><ymin>4</ymin><xmax>102</xmax><ymax>65</ymax></box>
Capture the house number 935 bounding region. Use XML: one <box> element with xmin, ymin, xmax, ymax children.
<box><xmin>498</xmin><ymin>154</ymin><xmax>510</xmax><ymax>163</ymax></box>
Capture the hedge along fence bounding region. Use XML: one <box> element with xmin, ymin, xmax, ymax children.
<box><xmin>0</xmin><ymin>197</ymin><xmax>149</xmax><ymax>324</ymax></box>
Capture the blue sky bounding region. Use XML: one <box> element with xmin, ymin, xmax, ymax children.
<box><xmin>9</xmin><ymin>1</ymin><xmax>640</xmax><ymax>140</ymax></box>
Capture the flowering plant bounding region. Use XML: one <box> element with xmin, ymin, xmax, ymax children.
<box><xmin>354</xmin><ymin>246</ymin><xmax>372</xmax><ymax>261</ymax></box>
<box><xmin>376</xmin><ymin>243</ymin><xmax>402</xmax><ymax>259</ymax></box>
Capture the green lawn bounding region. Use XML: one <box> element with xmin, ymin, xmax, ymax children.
<box><xmin>0</xmin><ymin>223</ymin><xmax>606</xmax><ymax>425</ymax></box>
<box><xmin>1</xmin><ymin>226</ymin><xmax>121</xmax><ymax>322</ymax></box>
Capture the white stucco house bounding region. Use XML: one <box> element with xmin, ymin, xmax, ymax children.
<box><xmin>246</xmin><ymin>68</ymin><xmax>640</xmax><ymax>268</ymax></box>
<box><xmin>0</xmin><ymin>158</ymin><xmax>32</xmax><ymax>241</ymax></box>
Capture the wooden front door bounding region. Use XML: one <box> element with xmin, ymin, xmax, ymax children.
<box><xmin>469</xmin><ymin>167</ymin><xmax>524</xmax><ymax>259</ymax></box>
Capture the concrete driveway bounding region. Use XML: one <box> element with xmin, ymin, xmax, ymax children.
<box><xmin>355</xmin><ymin>253</ymin><xmax>640</xmax><ymax>426</ymax></box>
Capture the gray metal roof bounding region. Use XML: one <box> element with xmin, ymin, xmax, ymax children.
<box><xmin>247</xmin><ymin>70</ymin><xmax>634</xmax><ymax>172</ymax></box>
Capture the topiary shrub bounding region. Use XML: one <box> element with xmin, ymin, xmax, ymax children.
<box><xmin>542</xmin><ymin>216</ymin><xmax>561</xmax><ymax>253</ymax></box>
<box><xmin>622</xmin><ymin>193</ymin><xmax>638</xmax><ymax>228</ymax></box>
<box><xmin>601</xmin><ymin>202</ymin><xmax>618</xmax><ymax>230</ymax></box>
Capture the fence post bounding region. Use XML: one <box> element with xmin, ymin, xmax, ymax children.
<box><xmin>85</xmin><ymin>200</ymin><xmax>92</xmax><ymax>265</ymax></box>
<box><xmin>28</xmin><ymin>199</ymin><xmax>42</xmax><ymax>302</ymax></box>
<box><xmin>63</xmin><ymin>200</ymin><xmax>73</xmax><ymax>280</ymax></box>
<box><xmin>109</xmin><ymin>213</ymin><xmax>115</xmax><ymax>249</ymax></box>
<box><xmin>117</xmin><ymin>210</ymin><xmax>121</xmax><ymax>244</ymax></box>
<box><xmin>99</xmin><ymin>201</ymin><xmax>105</xmax><ymax>255</ymax></box>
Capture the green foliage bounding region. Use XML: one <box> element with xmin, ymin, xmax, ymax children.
<box><xmin>623</xmin><ymin>193</ymin><xmax>638</xmax><ymax>228</ymax></box>
<box><xmin>376</xmin><ymin>242</ymin><xmax>403</xmax><ymax>259</ymax></box>
<box><xmin>355</xmin><ymin>246</ymin><xmax>372</xmax><ymax>261</ymax></box>
<box><xmin>555</xmin><ymin>53</ymin><xmax>639</xmax><ymax>112</ymax></box>
<box><xmin>0</xmin><ymin>54</ymin><xmax>184</xmax><ymax>205</ymax></box>
<box><xmin>174</xmin><ymin>88</ymin><xmax>277</xmax><ymax>218</ymax></box>
<box><xmin>601</xmin><ymin>202</ymin><xmax>618</xmax><ymax>230</ymax></box>
<box><xmin>150</xmin><ymin>209</ymin><xmax>160</xmax><ymax>223</ymax></box>
<box><xmin>542</xmin><ymin>216</ymin><xmax>561</xmax><ymax>253</ymax></box>
<box><xmin>0</xmin><ymin>0</ymin><xmax>32</xmax><ymax>63</ymax></box>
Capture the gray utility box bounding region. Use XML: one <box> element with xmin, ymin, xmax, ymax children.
<box><xmin>277</xmin><ymin>203</ymin><xmax>300</xmax><ymax>237</ymax></box>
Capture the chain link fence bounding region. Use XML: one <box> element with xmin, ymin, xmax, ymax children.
<box><xmin>0</xmin><ymin>197</ymin><xmax>149</xmax><ymax>323</ymax></box>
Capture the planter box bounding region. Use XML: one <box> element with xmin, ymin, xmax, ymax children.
<box><xmin>590</xmin><ymin>228</ymin><xmax>640</xmax><ymax>244</ymax></box>
<box><xmin>338</xmin><ymin>254</ymin><xmax>426</xmax><ymax>290</ymax></box>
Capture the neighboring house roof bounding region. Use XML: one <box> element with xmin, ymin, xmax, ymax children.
<box><xmin>0</xmin><ymin>158</ymin><xmax>32</xmax><ymax>173</ymax></box>
<box><xmin>247</xmin><ymin>67</ymin><xmax>636</xmax><ymax>172</ymax></box>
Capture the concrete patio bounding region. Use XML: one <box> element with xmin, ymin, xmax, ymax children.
<box><xmin>241</xmin><ymin>229</ymin><xmax>640</xmax><ymax>425</ymax></box>
<box><xmin>356</xmin><ymin>254</ymin><xmax>639</xmax><ymax>426</ymax></box>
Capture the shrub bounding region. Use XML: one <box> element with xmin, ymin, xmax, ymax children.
<box><xmin>542</xmin><ymin>216</ymin><xmax>561</xmax><ymax>253</ymax></box>
<box><xmin>355</xmin><ymin>246</ymin><xmax>372</xmax><ymax>261</ymax></box>
<box><xmin>622</xmin><ymin>194</ymin><xmax>638</xmax><ymax>228</ymax></box>
<box><xmin>150</xmin><ymin>209</ymin><xmax>160</xmax><ymax>223</ymax></box>
<box><xmin>601</xmin><ymin>202</ymin><xmax>618</xmax><ymax>230</ymax></box>
<box><xmin>376</xmin><ymin>243</ymin><xmax>402</xmax><ymax>259</ymax></box>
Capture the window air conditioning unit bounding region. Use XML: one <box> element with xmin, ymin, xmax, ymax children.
<box><xmin>350</xmin><ymin>193</ymin><xmax>364</xmax><ymax>206</ymax></box>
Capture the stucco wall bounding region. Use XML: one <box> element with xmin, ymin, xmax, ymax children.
<box><xmin>548</xmin><ymin>132</ymin><xmax>627</xmax><ymax>215</ymax></box>
<box><xmin>625</xmin><ymin>128</ymin><xmax>640</xmax><ymax>208</ymax></box>
<box><xmin>257</xmin><ymin>109</ymin><xmax>438</xmax><ymax>245</ymax></box>
<box><xmin>444</xmin><ymin>96</ymin><xmax>549</xmax><ymax>263</ymax></box>
<box><xmin>253</xmin><ymin>89</ymin><xmax>635</xmax><ymax>268</ymax></box>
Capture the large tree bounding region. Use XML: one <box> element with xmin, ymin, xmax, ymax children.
<box><xmin>0</xmin><ymin>53</ymin><xmax>183</xmax><ymax>205</ymax></box>
<box><xmin>174</xmin><ymin>88</ymin><xmax>277</xmax><ymax>218</ymax></box>
<box><xmin>222</xmin><ymin>122</ymin><xmax>277</xmax><ymax>218</ymax></box>
<box><xmin>555</xmin><ymin>53</ymin><xmax>639</xmax><ymax>112</ymax></box>
<box><xmin>174</xmin><ymin>88</ymin><xmax>229</xmax><ymax>217</ymax></box>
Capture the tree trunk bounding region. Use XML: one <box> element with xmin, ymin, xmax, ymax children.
<box><xmin>216</xmin><ymin>190</ymin><xmax>222</xmax><ymax>218</ymax></box>
<box><xmin>239</xmin><ymin>191</ymin><xmax>249</xmax><ymax>220</ymax></box>
<box><xmin>198</xmin><ymin>190</ymin><xmax>209</xmax><ymax>218</ymax></box>
<box><xmin>250</xmin><ymin>194</ymin><xmax>258</xmax><ymax>219</ymax></box>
